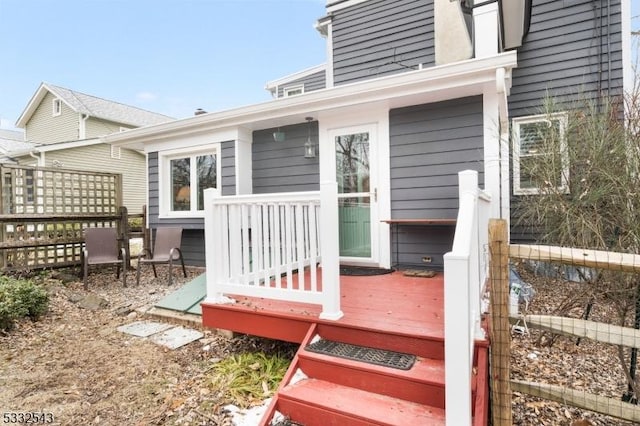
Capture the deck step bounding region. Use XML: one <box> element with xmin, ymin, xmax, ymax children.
<box><xmin>298</xmin><ymin>344</ymin><xmax>446</xmax><ymax>408</ymax></box>
<box><xmin>277</xmin><ymin>378</ymin><xmax>446</xmax><ymax>426</ymax></box>
<box><xmin>316</xmin><ymin>323</ymin><xmax>444</xmax><ymax>360</ymax></box>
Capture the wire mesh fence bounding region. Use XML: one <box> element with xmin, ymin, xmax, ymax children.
<box><xmin>489</xmin><ymin>226</ymin><xmax>640</xmax><ymax>425</ymax></box>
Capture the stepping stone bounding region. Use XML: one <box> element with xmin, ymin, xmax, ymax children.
<box><xmin>117</xmin><ymin>320</ymin><xmax>174</xmax><ymax>337</ymax></box>
<box><xmin>149</xmin><ymin>326</ymin><xmax>204</xmax><ymax>349</ymax></box>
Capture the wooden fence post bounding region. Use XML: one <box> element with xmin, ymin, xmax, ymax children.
<box><xmin>489</xmin><ymin>218</ymin><xmax>512</xmax><ymax>426</ymax></box>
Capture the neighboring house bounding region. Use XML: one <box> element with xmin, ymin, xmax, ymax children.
<box><xmin>2</xmin><ymin>83</ymin><xmax>174</xmax><ymax>213</ymax></box>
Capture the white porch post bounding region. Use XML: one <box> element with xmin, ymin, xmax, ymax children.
<box><xmin>204</xmin><ymin>188</ymin><xmax>233</xmax><ymax>304</ymax></box>
<box><xmin>319</xmin><ymin>180</ymin><xmax>343</xmax><ymax>320</ymax></box>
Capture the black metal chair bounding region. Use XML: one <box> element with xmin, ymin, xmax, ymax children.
<box><xmin>136</xmin><ymin>227</ymin><xmax>187</xmax><ymax>285</ymax></box>
<box><xmin>83</xmin><ymin>228</ymin><xmax>126</xmax><ymax>290</ymax></box>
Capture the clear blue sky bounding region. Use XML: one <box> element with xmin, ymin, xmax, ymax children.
<box><xmin>0</xmin><ymin>0</ymin><xmax>327</xmax><ymax>129</ymax></box>
<box><xmin>1</xmin><ymin>1</ymin><xmax>639</xmax><ymax>131</ymax></box>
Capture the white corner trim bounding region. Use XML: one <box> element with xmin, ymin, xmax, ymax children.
<box><xmin>620</xmin><ymin>0</ymin><xmax>632</xmax><ymax>101</ymax></box>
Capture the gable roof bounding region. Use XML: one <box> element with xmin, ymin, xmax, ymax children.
<box><xmin>16</xmin><ymin>83</ymin><xmax>174</xmax><ymax>129</ymax></box>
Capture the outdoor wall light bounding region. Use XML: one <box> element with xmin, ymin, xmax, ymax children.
<box><xmin>273</xmin><ymin>129</ymin><xmax>285</xmax><ymax>142</ymax></box>
<box><xmin>304</xmin><ymin>117</ymin><xmax>316</xmax><ymax>158</ymax></box>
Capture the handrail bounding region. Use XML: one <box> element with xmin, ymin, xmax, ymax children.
<box><xmin>444</xmin><ymin>170</ymin><xmax>492</xmax><ymax>426</ymax></box>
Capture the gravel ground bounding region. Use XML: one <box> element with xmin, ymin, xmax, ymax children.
<box><xmin>510</xmin><ymin>263</ymin><xmax>638</xmax><ymax>426</ymax></box>
<box><xmin>0</xmin><ymin>265</ymin><xmax>296</xmax><ymax>426</ymax></box>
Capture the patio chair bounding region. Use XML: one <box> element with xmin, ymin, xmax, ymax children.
<box><xmin>83</xmin><ymin>227</ymin><xmax>126</xmax><ymax>290</ymax></box>
<box><xmin>136</xmin><ymin>227</ymin><xmax>187</xmax><ymax>286</ymax></box>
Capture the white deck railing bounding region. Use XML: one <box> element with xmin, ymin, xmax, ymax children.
<box><xmin>203</xmin><ymin>182</ymin><xmax>343</xmax><ymax>320</ymax></box>
<box><xmin>443</xmin><ymin>170</ymin><xmax>491</xmax><ymax>426</ymax></box>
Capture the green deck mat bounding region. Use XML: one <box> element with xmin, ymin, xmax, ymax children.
<box><xmin>155</xmin><ymin>273</ymin><xmax>206</xmax><ymax>315</ymax></box>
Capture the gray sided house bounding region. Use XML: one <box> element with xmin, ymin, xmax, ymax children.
<box><xmin>105</xmin><ymin>0</ymin><xmax>632</xmax><ymax>268</ymax></box>
<box><xmin>5</xmin><ymin>83</ymin><xmax>175</xmax><ymax>213</ymax></box>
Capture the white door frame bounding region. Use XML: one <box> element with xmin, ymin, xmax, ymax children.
<box><xmin>318</xmin><ymin>104</ymin><xmax>391</xmax><ymax>268</ymax></box>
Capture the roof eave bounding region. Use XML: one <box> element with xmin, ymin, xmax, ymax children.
<box><xmin>105</xmin><ymin>52</ymin><xmax>518</xmax><ymax>148</ymax></box>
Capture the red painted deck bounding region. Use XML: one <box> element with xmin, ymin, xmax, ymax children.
<box><xmin>202</xmin><ymin>270</ymin><xmax>444</xmax><ymax>342</ymax></box>
<box><xmin>201</xmin><ymin>270</ymin><xmax>488</xmax><ymax>425</ymax></box>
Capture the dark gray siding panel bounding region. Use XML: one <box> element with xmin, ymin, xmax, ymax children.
<box><xmin>508</xmin><ymin>0</ymin><xmax>623</xmax><ymax>118</ymax></box>
<box><xmin>332</xmin><ymin>0</ymin><xmax>434</xmax><ymax>85</ymax></box>
<box><xmin>180</xmin><ymin>229</ymin><xmax>206</xmax><ymax>267</ymax></box>
<box><xmin>509</xmin><ymin>0</ymin><xmax>623</xmax><ymax>243</ymax></box>
<box><xmin>148</xmin><ymin>152</ymin><xmax>160</xmax><ymax>226</ymax></box>
<box><xmin>277</xmin><ymin>70</ymin><xmax>326</xmax><ymax>98</ymax></box>
<box><xmin>221</xmin><ymin>140</ymin><xmax>236</xmax><ymax>196</ymax></box>
<box><xmin>389</xmin><ymin>96</ymin><xmax>484</xmax><ymax>269</ymax></box>
<box><xmin>252</xmin><ymin>122</ymin><xmax>320</xmax><ymax>193</ymax></box>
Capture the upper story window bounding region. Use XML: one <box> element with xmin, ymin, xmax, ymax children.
<box><xmin>52</xmin><ymin>99</ymin><xmax>62</xmax><ymax>116</ymax></box>
<box><xmin>512</xmin><ymin>112</ymin><xmax>569</xmax><ymax>195</ymax></box>
<box><xmin>283</xmin><ymin>85</ymin><xmax>304</xmax><ymax>97</ymax></box>
<box><xmin>159</xmin><ymin>145</ymin><xmax>220</xmax><ymax>217</ymax></box>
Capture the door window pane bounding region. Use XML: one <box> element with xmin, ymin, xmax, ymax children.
<box><xmin>336</xmin><ymin>132</ymin><xmax>370</xmax><ymax>194</ymax></box>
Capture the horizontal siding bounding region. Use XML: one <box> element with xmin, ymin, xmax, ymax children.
<box><xmin>509</xmin><ymin>0</ymin><xmax>623</xmax><ymax>243</ymax></box>
<box><xmin>332</xmin><ymin>0</ymin><xmax>433</xmax><ymax>85</ymax></box>
<box><xmin>26</xmin><ymin>92</ymin><xmax>78</xmax><ymax>143</ymax></box>
<box><xmin>252</xmin><ymin>122</ymin><xmax>319</xmax><ymax>193</ymax></box>
<box><xmin>43</xmin><ymin>144</ymin><xmax>146</xmax><ymax>214</ymax></box>
<box><xmin>221</xmin><ymin>140</ymin><xmax>236</xmax><ymax>196</ymax></box>
<box><xmin>508</xmin><ymin>0</ymin><xmax>623</xmax><ymax>117</ymax></box>
<box><xmin>277</xmin><ymin>70</ymin><xmax>326</xmax><ymax>98</ymax></box>
<box><xmin>389</xmin><ymin>96</ymin><xmax>483</xmax><ymax>269</ymax></box>
<box><xmin>85</xmin><ymin>117</ymin><xmax>127</xmax><ymax>138</ymax></box>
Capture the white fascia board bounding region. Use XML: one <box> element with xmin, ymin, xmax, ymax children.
<box><xmin>105</xmin><ymin>52</ymin><xmax>518</xmax><ymax>148</ymax></box>
<box><xmin>144</xmin><ymin>127</ymin><xmax>240</xmax><ymax>153</ymax></box>
<box><xmin>264</xmin><ymin>64</ymin><xmax>327</xmax><ymax>93</ymax></box>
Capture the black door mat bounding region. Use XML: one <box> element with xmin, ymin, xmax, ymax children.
<box><xmin>305</xmin><ymin>339</ymin><xmax>416</xmax><ymax>370</ymax></box>
<box><xmin>339</xmin><ymin>266</ymin><xmax>394</xmax><ymax>276</ymax></box>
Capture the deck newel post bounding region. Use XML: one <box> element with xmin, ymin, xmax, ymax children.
<box><xmin>319</xmin><ymin>180</ymin><xmax>343</xmax><ymax>320</ymax></box>
<box><xmin>204</xmin><ymin>188</ymin><xmax>233</xmax><ymax>304</ymax></box>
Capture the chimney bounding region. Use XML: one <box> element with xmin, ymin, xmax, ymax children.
<box><xmin>194</xmin><ymin>108</ymin><xmax>207</xmax><ymax>116</ymax></box>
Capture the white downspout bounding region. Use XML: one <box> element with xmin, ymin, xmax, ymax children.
<box><xmin>80</xmin><ymin>113</ymin><xmax>89</xmax><ymax>139</ymax></box>
<box><xmin>29</xmin><ymin>150</ymin><xmax>44</xmax><ymax>167</ymax></box>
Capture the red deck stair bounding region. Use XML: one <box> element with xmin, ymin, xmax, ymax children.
<box><xmin>201</xmin><ymin>272</ymin><xmax>489</xmax><ymax>425</ymax></box>
<box><xmin>259</xmin><ymin>322</ymin><xmax>479</xmax><ymax>425</ymax></box>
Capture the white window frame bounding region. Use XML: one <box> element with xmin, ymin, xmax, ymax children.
<box><xmin>512</xmin><ymin>112</ymin><xmax>569</xmax><ymax>195</ymax></box>
<box><xmin>158</xmin><ymin>144</ymin><xmax>221</xmax><ymax>218</ymax></box>
<box><xmin>283</xmin><ymin>85</ymin><xmax>304</xmax><ymax>97</ymax></box>
<box><xmin>52</xmin><ymin>99</ymin><xmax>62</xmax><ymax>116</ymax></box>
